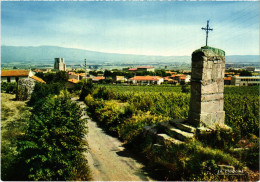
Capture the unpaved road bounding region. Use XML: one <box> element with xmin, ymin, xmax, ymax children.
<box><xmin>74</xmin><ymin>99</ymin><xmax>155</xmax><ymax>181</ymax></box>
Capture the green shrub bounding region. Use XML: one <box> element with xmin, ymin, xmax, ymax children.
<box><xmin>1</xmin><ymin>82</ymin><xmax>17</xmax><ymax>94</ymax></box>
<box><xmin>181</xmin><ymin>85</ymin><xmax>190</xmax><ymax>93</ymax></box>
<box><xmin>35</xmin><ymin>71</ymin><xmax>67</xmax><ymax>84</ymax></box>
<box><xmin>93</xmin><ymin>86</ymin><xmax>115</xmax><ymax>100</ymax></box>
<box><xmin>196</xmin><ymin>127</ymin><xmax>241</xmax><ymax>151</ymax></box>
<box><xmin>84</xmin><ymin>94</ymin><xmax>95</xmax><ymax>107</ymax></box>
<box><xmin>241</xmin><ymin>136</ymin><xmax>259</xmax><ymax>170</ymax></box>
<box><xmin>28</xmin><ymin>82</ymin><xmax>65</xmax><ymax>106</ymax></box>
<box><xmin>140</xmin><ymin>138</ymin><xmax>243</xmax><ymax>181</ymax></box>
<box><xmin>68</xmin><ymin>79</ymin><xmax>85</xmax><ymax>94</ymax></box>
<box><xmin>79</xmin><ymin>79</ymin><xmax>95</xmax><ymax>101</ymax></box>
<box><xmin>17</xmin><ymin>94</ymin><xmax>90</xmax><ymax>181</ymax></box>
<box><xmin>123</xmin><ymin>103</ymin><xmax>136</xmax><ymax>118</ymax></box>
<box><xmin>94</xmin><ymin>100</ymin><xmax>125</xmax><ymax>133</ymax></box>
<box><xmin>1</xmin><ymin>117</ymin><xmax>28</xmax><ymax>180</ymax></box>
<box><xmin>118</xmin><ymin>111</ymin><xmax>169</xmax><ymax>143</ymax></box>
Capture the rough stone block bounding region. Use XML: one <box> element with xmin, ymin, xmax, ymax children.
<box><xmin>190</xmin><ymin>82</ymin><xmax>202</xmax><ymax>95</ymax></box>
<box><xmin>201</xmin><ymin>93</ymin><xmax>223</xmax><ymax>102</ymax></box>
<box><xmin>187</xmin><ymin>111</ymin><xmax>200</xmax><ymax>126</ymax></box>
<box><xmin>218</xmin><ymin>81</ymin><xmax>224</xmax><ymax>92</ymax></box>
<box><xmin>219</xmin><ymin>99</ymin><xmax>224</xmax><ymax>110</ymax></box>
<box><xmin>201</xmin><ymin>82</ymin><xmax>218</xmax><ymax>94</ymax></box>
<box><xmin>192</xmin><ymin>55</ymin><xmax>206</xmax><ymax>64</ymax></box>
<box><xmin>201</xmin><ymin>100</ymin><xmax>221</xmax><ymax>113</ymax></box>
<box><xmin>190</xmin><ymin>99</ymin><xmax>201</xmax><ymax>113</ymax></box>
<box><xmin>205</xmin><ymin>61</ymin><xmax>213</xmax><ymax>69</ymax></box>
<box><xmin>192</xmin><ymin>67</ymin><xmax>203</xmax><ymax>79</ymax></box>
<box><xmin>200</xmin><ymin>111</ymin><xmax>225</xmax><ymax>128</ymax></box>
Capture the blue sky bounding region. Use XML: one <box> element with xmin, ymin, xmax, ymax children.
<box><xmin>1</xmin><ymin>1</ymin><xmax>259</xmax><ymax>56</ymax></box>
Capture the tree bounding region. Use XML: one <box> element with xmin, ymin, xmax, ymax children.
<box><xmin>93</xmin><ymin>86</ymin><xmax>115</xmax><ymax>100</ymax></box>
<box><xmin>36</xmin><ymin>71</ymin><xmax>67</xmax><ymax>84</ymax></box>
<box><xmin>89</xmin><ymin>71</ymin><xmax>98</xmax><ymax>76</ymax></box>
<box><xmin>79</xmin><ymin>79</ymin><xmax>95</xmax><ymax>101</ymax></box>
<box><xmin>54</xmin><ymin>71</ymin><xmax>67</xmax><ymax>83</ymax></box>
<box><xmin>104</xmin><ymin>70</ymin><xmax>112</xmax><ymax>78</ymax></box>
<box><xmin>17</xmin><ymin>94</ymin><xmax>90</xmax><ymax>181</ymax></box>
<box><xmin>75</xmin><ymin>69</ymin><xmax>85</xmax><ymax>73</ymax></box>
<box><xmin>1</xmin><ymin>82</ymin><xmax>17</xmax><ymax>94</ymax></box>
<box><xmin>240</xmin><ymin>70</ymin><xmax>252</xmax><ymax>76</ymax></box>
<box><xmin>28</xmin><ymin>82</ymin><xmax>65</xmax><ymax>106</ymax></box>
<box><xmin>35</xmin><ymin>72</ymin><xmax>44</xmax><ymax>79</ymax></box>
<box><xmin>182</xmin><ymin>85</ymin><xmax>190</xmax><ymax>93</ymax></box>
<box><xmin>125</xmin><ymin>72</ymin><xmax>135</xmax><ymax>79</ymax></box>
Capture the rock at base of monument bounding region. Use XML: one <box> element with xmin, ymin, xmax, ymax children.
<box><xmin>188</xmin><ymin>111</ymin><xmax>225</xmax><ymax>129</ymax></box>
<box><xmin>156</xmin><ymin>133</ymin><xmax>184</xmax><ymax>146</ymax></box>
<box><xmin>169</xmin><ymin>119</ymin><xmax>196</xmax><ymax>133</ymax></box>
<box><xmin>158</xmin><ymin>121</ymin><xmax>194</xmax><ymax>141</ymax></box>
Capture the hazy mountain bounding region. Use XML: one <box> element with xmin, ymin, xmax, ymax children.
<box><xmin>1</xmin><ymin>45</ymin><xmax>190</xmax><ymax>65</ymax></box>
<box><xmin>1</xmin><ymin>45</ymin><xmax>259</xmax><ymax>65</ymax></box>
<box><xmin>225</xmin><ymin>55</ymin><xmax>259</xmax><ymax>64</ymax></box>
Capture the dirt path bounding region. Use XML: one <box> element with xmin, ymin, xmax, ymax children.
<box><xmin>73</xmin><ymin>99</ymin><xmax>155</xmax><ymax>181</ymax></box>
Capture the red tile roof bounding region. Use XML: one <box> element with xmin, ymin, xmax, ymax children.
<box><xmin>30</xmin><ymin>76</ymin><xmax>46</xmax><ymax>84</ymax></box>
<box><xmin>168</xmin><ymin>80</ymin><xmax>178</xmax><ymax>83</ymax></box>
<box><xmin>163</xmin><ymin>77</ymin><xmax>172</xmax><ymax>81</ymax></box>
<box><xmin>68</xmin><ymin>72</ymin><xmax>79</xmax><ymax>75</ymax></box>
<box><xmin>128</xmin><ymin>68</ymin><xmax>138</xmax><ymax>71</ymax></box>
<box><xmin>166</xmin><ymin>71</ymin><xmax>177</xmax><ymax>75</ymax></box>
<box><xmin>224</xmin><ymin>77</ymin><xmax>232</xmax><ymax>81</ymax></box>
<box><xmin>130</xmin><ymin>76</ymin><xmax>162</xmax><ymax>81</ymax></box>
<box><xmin>137</xmin><ymin>66</ymin><xmax>154</xmax><ymax>69</ymax></box>
<box><xmin>93</xmin><ymin>76</ymin><xmax>105</xmax><ymax>80</ymax></box>
<box><xmin>68</xmin><ymin>79</ymin><xmax>80</xmax><ymax>84</ymax></box>
<box><xmin>1</xmin><ymin>70</ymin><xmax>30</xmax><ymax>77</ymax></box>
<box><xmin>33</xmin><ymin>69</ymin><xmax>43</xmax><ymax>72</ymax></box>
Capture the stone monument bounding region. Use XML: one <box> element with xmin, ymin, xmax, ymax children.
<box><xmin>16</xmin><ymin>78</ymin><xmax>35</xmax><ymax>101</ymax></box>
<box><xmin>188</xmin><ymin>46</ymin><xmax>225</xmax><ymax>128</ymax></box>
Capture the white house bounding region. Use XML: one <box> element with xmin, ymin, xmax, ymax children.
<box><xmin>1</xmin><ymin>70</ymin><xmax>34</xmax><ymax>83</ymax></box>
<box><xmin>1</xmin><ymin>70</ymin><xmax>46</xmax><ymax>84</ymax></box>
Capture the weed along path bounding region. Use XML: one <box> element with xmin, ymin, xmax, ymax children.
<box><xmin>72</xmin><ymin>98</ymin><xmax>155</xmax><ymax>181</ymax></box>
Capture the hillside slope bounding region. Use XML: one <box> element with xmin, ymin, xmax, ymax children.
<box><xmin>1</xmin><ymin>45</ymin><xmax>259</xmax><ymax>64</ymax></box>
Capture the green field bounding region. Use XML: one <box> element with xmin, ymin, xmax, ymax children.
<box><xmin>96</xmin><ymin>85</ymin><xmax>259</xmax><ymax>137</ymax></box>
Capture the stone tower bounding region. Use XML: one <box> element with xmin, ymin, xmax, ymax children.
<box><xmin>188</xmin><ymin>46</ymin><xmax>225</xmax><ymax>128</ymax></box>
<box><xmin>54</xmin><ymin>58</ymin><xmax>66</xmax><ymax>71</ymax></box>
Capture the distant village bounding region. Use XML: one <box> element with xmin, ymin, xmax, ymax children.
<box><xmin>1</xmin><ymin>57</ymin><xmax>260</xmax><ymax>87</ymax></box>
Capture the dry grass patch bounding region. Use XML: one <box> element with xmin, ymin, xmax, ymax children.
<box><xmin>1</xmin><ymin>93</ymin><xmax>30</xmax><ymax>126</ymax></box>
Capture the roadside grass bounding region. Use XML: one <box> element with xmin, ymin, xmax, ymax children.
<box><xmin>1</xmin><ymin>93</ymin><xmax>30</xmax><ymax>125</ymax></box>
<box><xmin>1</xmin><ymin>93</ymin><xmax>30</xmax><ymax>180</ymax></box>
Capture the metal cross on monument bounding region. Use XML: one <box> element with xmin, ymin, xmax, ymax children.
<box><xmin>201</xmin><ymin>20</ymin><xmax>213</xmax><ymax>46</ymax></box>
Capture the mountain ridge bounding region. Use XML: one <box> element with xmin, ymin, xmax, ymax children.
<box><xmin>1</xmin><ymin>45</ymin><xmax>259</xmax><ymax>64</ymax></box>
